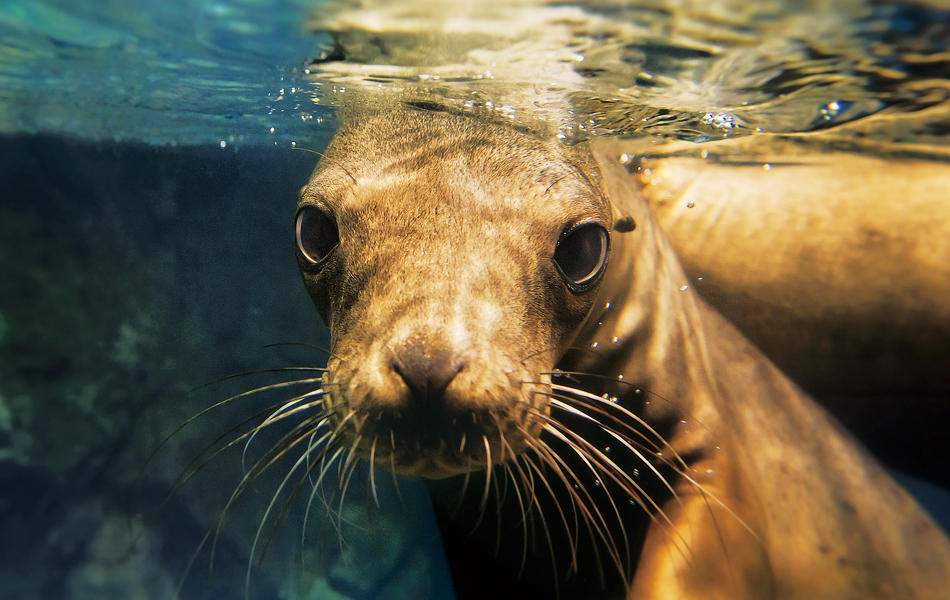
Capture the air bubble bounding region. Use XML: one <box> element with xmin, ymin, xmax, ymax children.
<box><xmin>686</xmin><ymin>200</ymin><xmax>696</xmax><ymax>208</ymax></box>
<box><xmin>219</xmin><ymin>140</ymin><xmax>227</xmax><ymax>149</ymax></box>
<box><xmin>632</xmin><ymin>468</ymin><xmax>640</xmax><ymax>477</ymax></box>
<box><xmin>617</xmin><ymin>374</ymin><xmax>624</xmax><ymax>381</ymax></box>
<box><xmin>604</xmin><ymin>302</ymin><xmax>612</xmax><ymax>310</ymax></box>
<box><xmin>611</xmin><ymin>336</ymin><xmax>620</xmax><ymax>344</ymax></box>
<box><xmin>705</xmin><ymin>468</ymin><xmax>714</xmax><ymax>475</ymax></box>
<box><xmin>604</xmin><ymin>446</ymin><xmax>611</xmax><ymax>453</ymax></box>
<box><xmin>762</xmin><ymin>163</ymin><xmax>772</xmax><ymax>171</ymax></box>
<box><xmin>591</xmin><ymin>341</ymin><xmax>600</xmax><ymax>349</ymax></box>
<box><xmin>680</xmin><ymin>285</ymin><xmax>689</xmax><ymax>291</ymax></box>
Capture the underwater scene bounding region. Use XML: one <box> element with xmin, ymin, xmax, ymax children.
<box><xmin>1</xmin><ymin>0</ymin><xmax>948</xmax><ymax>599</ymax></box>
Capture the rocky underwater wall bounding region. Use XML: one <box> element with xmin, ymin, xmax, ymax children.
<box><xmin>0</xmin><ymin>134</ymin><xmax>453</xmax><ymax>600</ymax></box>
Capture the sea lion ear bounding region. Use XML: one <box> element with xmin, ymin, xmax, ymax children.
<box><xmin>613</xmin><ymin>216</ymin><xmax>637</xmax><ymax>233</ymax></box>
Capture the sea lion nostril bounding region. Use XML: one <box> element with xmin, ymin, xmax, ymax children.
<box><xmin>391</xmin><ymin>345</ymin><xmax>464</xmax><ymax>403</ymax></box>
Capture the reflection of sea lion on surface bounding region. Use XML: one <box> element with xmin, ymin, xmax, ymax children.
<box><xmin>289</xmin><ymin>105</ymin><xmax>950</xmax><ymax>599</ymax></box>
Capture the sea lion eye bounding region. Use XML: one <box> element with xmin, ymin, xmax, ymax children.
<box><xmin>553</xmin><ymin>222</ymin><xmax>609</xmax><ymax>292</ymax></box>
<box><xmin>295</xmin><ymin>205</ymin><xmax>339</xmax><ymax>267</ymax></box>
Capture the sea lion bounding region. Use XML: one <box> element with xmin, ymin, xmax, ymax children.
<box><xmin>592</xmin><ymin>132</ymin><xmax>950</xmax><ymax>481</ymax></box>
<box><xmin>291</xmin><ymin>105</ymin><xmax>950</xmax><ymax>599</ymax></box>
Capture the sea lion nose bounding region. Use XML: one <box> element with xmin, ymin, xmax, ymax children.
<box><xmin>391</xmin><ymin>344</ymin><xmax>464</xmax><ymax>404</ymax></box>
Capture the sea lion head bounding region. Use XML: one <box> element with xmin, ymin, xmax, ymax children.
<box><xmin>295</xmin><ymin>108</ymin><xmax>612</xmax><ymax>478</ymax></box>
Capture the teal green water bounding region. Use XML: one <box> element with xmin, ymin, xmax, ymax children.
<box><xmin>0</xmin><ymin>0</ymin><xmax>330</xmax><ymax>145</ymax></box>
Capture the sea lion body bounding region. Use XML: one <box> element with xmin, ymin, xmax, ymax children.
<box><xmin>294</xmin><ymin>108</ymin><xmax>950</xmax><ymax>598</ymax></box>
<box><xmin>593</xmin><ymin>136</ymin><xmax>950</xmax><ymax>479</ymax></box>
<box><xmin>589</xmin><ymin>148</ymin><xmax>950</xmax><ymax>598</ymax></box>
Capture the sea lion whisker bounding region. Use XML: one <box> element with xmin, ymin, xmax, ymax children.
<box><xmin>335</xmin><ymin>439</ymin><xmax>363</xmax><ymax>530</ymax></box>
<box><xmin>338</xmin><ymin>432</ymin><xmax>363</xmax><ymax>492</ymax></box>
<box><xmin>220</xmin><ymin>412</ymin><xmax>331</xmax><ymax>513</ymax></box>
<box><xmin>242</xmin><ymin>391</ymin><xmax>327</xmax><ymax>471</ymax></box>
<box><xmin>528</xmin><ymin>438</ymin><xmax>604</xmax><ymax>580</ymax></box>
<box><xmin>504</xmin><ymin>444</ymin><xmax>558</xmax><ymax>583</ymax></box>
<box><xmin>538</xmin><ymin>421</ymin><xmax>636</xmax><ymax>575</ymax></box>
<box><xmin>545</xmin><ymin>392</ymin><xmax>678</xmax><ymax>481</ymax></box>
<box><xmin>545</xmin><ymin>394</ymin><xmax>682</xmax><ymax>508</ymax></box>
<box><xmin>465</xmin><ymin>440</ymin><xmax>497</xmax><ymax>537</ymax></box>
<box><xmin>536</xmin><ymin>386</ymin><xmax>665</xmax><ymax>456</ymax></box>
<box><xmin>550</xmin><ymin>382</ymin><xmax>685</xmax><ymax>469</ymax></box>
<box><xmin>536</xmin><ymin>421</ymin><xmax>626</xmax><ymax>563</ymax></box>
<box><xmin>492</xmin><ymin>416</ymin><xmax>513</xmax><ymax>509</ymax></box>
<box><xmin>158</xmin><ymin>400</ymin><xmax>291</xmax><ymax>512</ymax></box>
<box><xmin>480</xmin><ymin>435</ymin><xmax>493</xmax><ymax>513</ymax></box>
<box><xmin>520</xmin><ymin>449</ymin><xmax>580</xmax><ymax>580</ymax></box>
<box><xmin>547</xmin><ymin>370</ymin><xmax>694</xmax><ymax>426</ymax></box>
<box><xmin>547</xmin><ymin>391</ymin><xmax>756</xmax><ymax>549</ymax></box>
<box><xmin>498</xmin><ymin>436</ymin><xmax>531</xmax><ymax>524</ymax></box>
<box><xmin>539</xmin><ymin>398</ymin><xmax>740</xmax><ymax>569</ymax></box>
<box><xmin>199</xmin><ymin>368</ymin><xmax>327</xmax><ymax>392</ymax></box>
<box><xmin>161</xmin><ymin>402</ymin><xmax>331</xmax><ymax>531</ymax></box>
<box><xmin>303</xmin><ymin>421</ymin><xmax>333</xmax><ymax>481</ymax></box>
<box><xmin>144</xmin><ymin>377</ymin><xmax>326</xmax><ymax>480</ymax></box>
<box><xmin>528</xmin><ymin>429</ymin><xmax>619</xmax><ymax>587</ymax></box>
<box><xmin>540</xmin><ymin>407</ymin><xmax>684</xmax><ymax>560</ymax></box>
<box><xmin>297</xmin><ymin>422</ymin><xmax>334</xmax><ymax>481</ymax></box>
<box><xmin>387</xmin><ymin>447</ymin><xmax>405</xmax><ymax>508</ymax></box>
<box><xmin>209</xmin><ymin>412</ymin><xmax>331</xmax><ymax>569</ymax></box>
<box><xmin>243</xmin><ymin>428</ymin><xmax>339</xmax><ymax>596</ymax></box>
<box><xmin>519</xmin><ymin>438</ymin><xmax>582</xmax><ymax>567</ymax></box>
<box><xmin>329</xmin><ymin>410</ymin><xmax>358</xmax><ymax>481</ymax></box>
<box><xmin>301</xmin><ymin>445</ymin><xmax>347</xmax><ymax>556</ymax></box>
<box><xmin>368</xmin><ymin>437</ymin><xmax>380</xmax><ymax>508</ymax></box>
<box><xmin>499</xmin><ymin>460</ymin><xmax>532</xmax><ymax>573</ymax></box>
<box><xmin>241</xmin><ymin>398</ymin><xmax>328</xmax><ymax>453</ymax></box>
<box><xmin>452</xmin><ymin>461</ymin><xmax>474</xmax><ymax>517</ymax></box>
